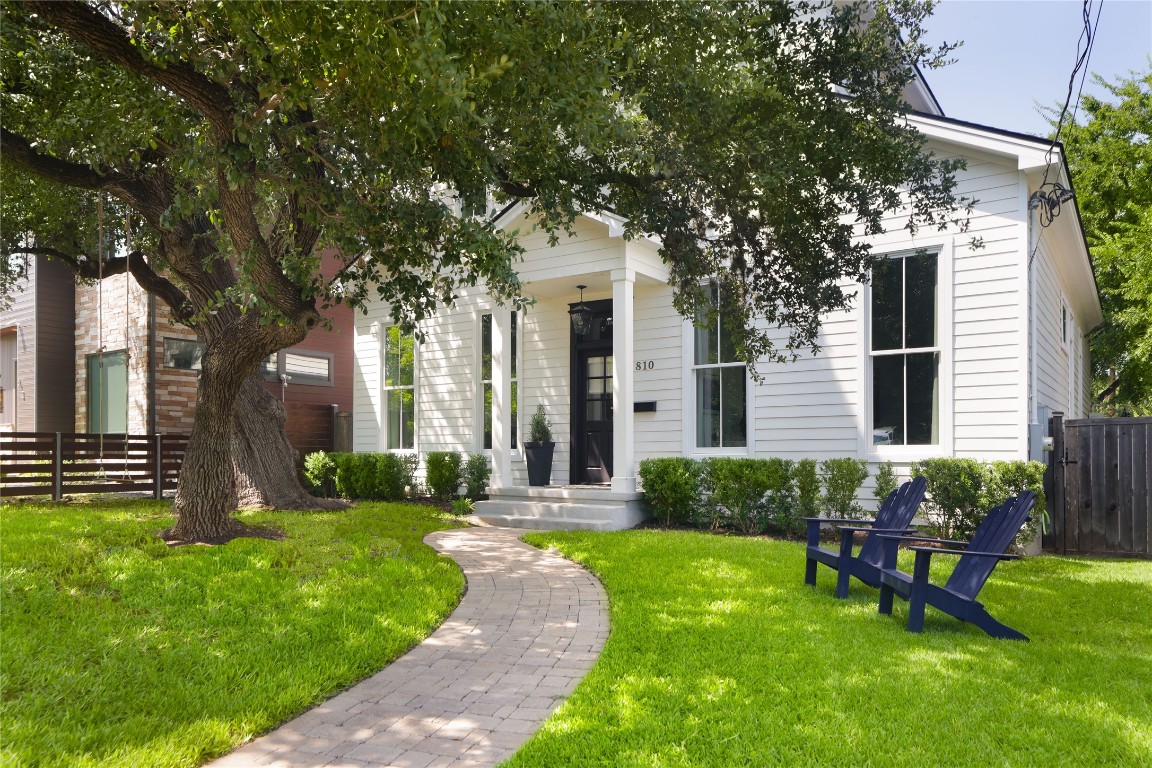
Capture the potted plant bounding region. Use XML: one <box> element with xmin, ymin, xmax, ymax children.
<box><xmin>524</xmin><ymin>404</ymin><xmax>555</xmax><ymax>486</ymax></box>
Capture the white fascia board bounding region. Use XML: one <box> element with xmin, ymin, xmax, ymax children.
<box><xmin>907</xmin><ymin>114</ymin><xmax>1052</xmax><ymax>172</ymax></box>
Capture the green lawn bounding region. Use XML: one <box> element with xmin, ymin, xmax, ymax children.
<box><xmin>0</xmin><ymin>498</ymin><xmax>465</xmax><ymax>768</ymax></box>
<box><xmin>511</xmin><ymin>530</ymin><xmax>1152</xmax><ymax>768</ymax></box>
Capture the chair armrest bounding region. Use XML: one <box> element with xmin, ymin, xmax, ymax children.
<box><xmin>907</xmin><ymin>546</ymin><xmax>1021</xmax><ymax>560</ymax></box>
<box><xmin>875</xmin><ymin>534</ymin><xmax>969</xmax><ymax>548</ymax></box>
<box><xmin>839</xmin><ymin>526</ymin><xmax>918</xmax><ymax>534</ymax></box>
<box><xmin>804</xmin><ymin>517</ymin><xmax>880</xmax><ymax>525</ymax></box>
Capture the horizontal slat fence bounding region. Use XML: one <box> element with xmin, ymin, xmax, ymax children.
<box><xmin>0</xmin><ymin>432</ymin><xmax>188</xmax><ymax>501</ymax></box>
<box><xmin>1045</xmin><ymin>413</ymin><xmax>1151</xmax><ymax>558</ymax></box>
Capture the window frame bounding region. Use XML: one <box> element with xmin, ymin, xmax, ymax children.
<box><xmin>380</xmin><ymin>324</ymin><xmax>418</xmax><ymax>453</ymax></box>
<box><xmin>683</xmin><ymin>283</ymin><xmax>752</xmax><ymax>456</ymax></box>
<box><xmin>859</xmin><ymin>241</ymin><xmax>954</xmax><ymax>461</ymax></box>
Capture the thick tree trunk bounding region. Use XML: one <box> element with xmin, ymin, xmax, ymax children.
<box><xmin>232</xmin><ymin>374</ymin><xmax>348</xmax><ymax>511</ymax></box>
<box><xmin>163</xmin><ymin>357</ymin><xmax>248</xmax><ymax>544</ymax></box>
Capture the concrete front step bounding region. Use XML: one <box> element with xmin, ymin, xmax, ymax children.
<box><xmin>472</xmin><ymin>485</ymin><xmax>647</xmax><ymax>531</ymax></box>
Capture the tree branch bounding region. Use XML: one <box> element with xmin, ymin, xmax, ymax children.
<box><xmin>26</xmin><ymin>0</ymin><xmax>235</xmax><ymax>138</ymax></box>
<box><xmin>14</xmin><ymin>245</ymin><xmax>194</xmax><ymax>323</ymax></box>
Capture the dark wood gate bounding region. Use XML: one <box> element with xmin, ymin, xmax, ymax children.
<box><xmin>1045</xmin><ymin>412</ymin><xmax>1151</xmax><ymax>558</ymax></box>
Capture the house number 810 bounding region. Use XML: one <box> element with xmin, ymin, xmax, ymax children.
<box><xmin>635</xmin><ymin>361</ymin><xmax>655</xmax><ymax>371</ymax></box>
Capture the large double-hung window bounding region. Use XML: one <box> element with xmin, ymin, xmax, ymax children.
<box><xmin>383</xmin><ymin>326</ymin><xmax>415</xmax><ymax>450</ymax></box>
<box><xmin>870</xmin><ymin>251</ymin><xmax>940</xmax><ymax>446</ymax></box>
<box><xmin>694</xmin><ymin>285</ymin><xmax>746</xmax><ymax>449</ymax></box>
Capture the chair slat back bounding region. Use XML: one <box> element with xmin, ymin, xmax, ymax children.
<box><xmin>858</xmin><ymin>476</ymin><xmax>928</xmax><ymax>566</ymax></box>
<box><xmin>945</xmin><ymin>491</ymin><xmax>1036</xmax><ymax>599</ymax></box>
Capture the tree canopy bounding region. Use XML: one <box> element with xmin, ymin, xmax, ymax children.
<box><xmin>1</xmin><ymin>0</ymin><xmax>968</xmax><ymax>541</ymax></box>
<box><xmin>1059</xmin><ymin>66</ymin><xmax>1152</xmax><ymax>414</ymax></box>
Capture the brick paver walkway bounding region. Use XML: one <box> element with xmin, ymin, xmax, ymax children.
<box><xmin>209</xmin><ymin>526</ymin><xmax>608</xmax><ymax>768</ymax></box>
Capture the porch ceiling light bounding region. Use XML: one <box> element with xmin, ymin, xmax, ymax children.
<box><xmin>569</xmin><ymin>284</ymin><xmax>593</xmax><ymax>335</ymax></box>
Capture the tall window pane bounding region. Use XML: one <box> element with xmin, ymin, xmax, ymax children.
<box><xmin>870</xmin><ymin>251</ymin><xmax>940</xmax><ymax>447</ymax></box>
<box><xmin>481</xmin><ymin>312</ymin><xmax>517</xmax><ymax>450</ymax></box>
<box><xmin>693</xmin><ymin>283</ymin><xmax>746</xmax><ymax>449</ymax></box>
<box><xmin>383</xmin><ymin>327</ymin><xmax>415</xmax><ymax>449</ymax></box>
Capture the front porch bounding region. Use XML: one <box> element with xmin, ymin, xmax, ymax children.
<box><xmin>472</xmin><ymin>485</ymin><xmax>646</xmax><ymax>531</ymax></box>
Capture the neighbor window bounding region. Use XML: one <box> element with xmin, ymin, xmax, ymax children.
<box><xmin>383</xmin><ymin>326</ymin><xmax>416</xmax><ymax>450</ymax></box>
<box><xmin>481</xmin><ymin>312</ymin><xmax>518</xmax><ymax>450</ymax></box>
<box><xmin>163</xmin><ymin>338</ymin><xmax>204</xmax><ymax>371</ymax></box>
<box><xmin>870</xmin><ymin>251</ymin><xmax>940</xmax><ymax>446</ymax></box>
<box><xmin>693</xmin><ymin>284</ymin><xmax>746</xmax><ymax>449</ymax></box>
<box><xmin>260</xmin><ymin>349</ymin><xmax>333</xmax><ymax>385</ymax></box>
<box><xmin>87</xmin><ymin>351</ymin><xmax>128</xmax><ymax>433</ymax></box>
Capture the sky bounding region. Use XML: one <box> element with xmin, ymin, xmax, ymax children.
<box><xmin>919</xmin><ymin>0</ymin><xmax>1151</xmax><ymax>137</ymax></box>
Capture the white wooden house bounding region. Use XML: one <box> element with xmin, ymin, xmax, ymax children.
<box><xmin>352</xmin><ymin>110</ymin><xmax>1101</xmax><ymax>529</ymax></box>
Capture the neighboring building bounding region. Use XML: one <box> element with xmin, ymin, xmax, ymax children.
<box><xmin>352</xmin><ymin>111</ymin><xmax>1101</xmax><ymax>529</ymax></box>
<box><xmin>73</xmin><ymin>261</ymin><xmax>355</xmax><ymax>439</ymax></box>
<box><xmin>0</xmin><ymin>254</ymin><xmax>76</xmax><ymax>433</ymax></box>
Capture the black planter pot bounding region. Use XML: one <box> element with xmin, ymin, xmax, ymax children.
<box><xmin>524</xmin><ymin>442</ymin><xmax>555</xmax><ymax>486</ymax></box>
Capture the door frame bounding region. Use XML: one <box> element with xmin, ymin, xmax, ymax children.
<box><xmin>569</xmin><ymin>299</ymin><xmax>613</xmax><ymax>484</ymax></box>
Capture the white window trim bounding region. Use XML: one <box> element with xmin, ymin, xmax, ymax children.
<box><xmin>475</xmin><ymin>308</ymin><xmax>521</xmax><ymax>457</ymax></box>
<box><xmin>857</xmin><ymin>238</ymin><xmax>954</xmax><ymax>462</ymax></box>
<box><xmin>681</xmin><ymin>302</ymin><xmax>753</xmax><ymax>459</ymax></box>
<box><xmin>260</xmin><ymin>348</ymin><xmax>335</xmax><ymax>387</ymax></box>
<box><xmin>379</xmin><ymin>323</ymin><xmax>419</xmax><ymax>453</ymax></box>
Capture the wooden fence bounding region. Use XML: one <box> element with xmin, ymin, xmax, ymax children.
<box><xmin>0</xmin><ymin>432</ymin><xmax>188</xmax><ymax>501</ymax></box>
<box><xmin>283</xmin><ymin>402</ymin><xmax>340</xmax><ymax>458</ymax></box>
<box><xmin>1044</xmin><ymin>413</ymin><xmax>1151</xmax><ymax>558</ymax></box>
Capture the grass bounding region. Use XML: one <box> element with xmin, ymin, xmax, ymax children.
<box><xmin>510</xmin><ymin>530</ymin><xmax>1152</xmax><ymax>767</ymax></box>
<box><xmin>0</xmin><ymin>498</ymin><xmax>465</xmax><ymax>768</ymax></box>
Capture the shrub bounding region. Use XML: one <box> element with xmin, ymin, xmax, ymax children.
<box><xmin>302</xmin><ymin>451</ymin><xmax>337</xmax><ymax>497</ymax></box>
<box><xmin>426</xmin><ymin>451</ymin><xmax>463</xmax><ymax>501</ymax></box>
<box><xmin>528</xmin><ymin>404</ymin><xmax>552</xmax><ymax>443</ymax></box>
<box><xmin>820</xmin><ymin>458</ymin><xmax>869</xmax><ymax>519</ymax></box>
<box><xmin>912</xmin><ymin>458</ymin><xmax>1047</xmax><ymax>541</ymax></box>
<box><xmin>988</xmin><ymin>460</ymin><xmax>1048</xmax><ymax>540</ymax></box>
<box><xmin>761</xmin><ymin>465</ymin><xmax>802</xmax><ymax>538</ymax></box>
<box><xmin>794</xmin><ymin>459</ymin><xmax>820</xmax><ymax>519</ymax></box>
<box><xmin>330</xmin><ymin>452</ymin><xmax>413</xmax><ymax>501</ymax></box>
<box><xmin>702</xmin><ymin>457</ymin><xmax>793</xmax><ymax>534</ymax></box>
<box><xmin>912</xmin><ymin>458</ymin><xmax>989</xmax><ymax>539</ymax></box>
<box><xmin>639</xmin><ymin>457</ymin><xmax>702</xmax><ymax>527</ymax></box>
<box><xmin>463</xmin><ymin>454</ymin><xmax>491</xmax><ymax>501</ymax></box>
<box><xmin>873</xmin><ymin>460</ymin><xmax>898</xmax><ymax>503</ymax></box>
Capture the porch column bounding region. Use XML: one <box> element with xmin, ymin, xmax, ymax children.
<box><xmin>611</xmin><ymin>268</ymin><xmax>636</xmax><ymax>493</ymax></box>
<box><xmin>490</xmin><ymin>309</ymin><xmax>513</xmax><ymax>489</ymax></box>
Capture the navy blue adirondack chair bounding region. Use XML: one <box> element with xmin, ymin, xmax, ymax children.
<box><xmin>804</xmin><ymin>476</ymin><xmax>927</xmax><ymax>599</ymax></box>
<box><xmin>876</xmin><ymin>491</ymin><xmax>1036</xmax><ymax>641</ymax></box>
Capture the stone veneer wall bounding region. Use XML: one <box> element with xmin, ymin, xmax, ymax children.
<box><xmin>75</xmin><ymin>277</ymin><xmax>200</xmax><ymax>435</ymax></box>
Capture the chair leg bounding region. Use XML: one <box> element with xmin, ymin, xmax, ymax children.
<box><xmin>835</xmin><ymin>565</ymin><xmax>851</xmax><ymax>599</ymax></box>
<box><xmin>907</xmin><ymin>550</ymin><xmax>931</xmax><ymax>633</ymax></box>
<box><xmin>805</xmin><ymin>557</ymin><xmax>817</xmax><ymax>586</ymax></box>
<box><xmin>969</xmin><ymin>606</ymin><xmax>1030</xmax><ymax>642</ymax></box>
<box><xmin>878</xmin><ymin>583</ymin><xmax>894</xmax><ymax>615</ymax></box>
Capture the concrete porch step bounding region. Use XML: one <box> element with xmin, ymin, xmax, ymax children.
<box><xmin>472</xmin><ymin>485</ymin><xmax>647</xmax><ymax>531</ymax></box>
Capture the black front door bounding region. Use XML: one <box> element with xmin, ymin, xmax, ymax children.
<box><xmin>571</xmin><ymin>300</ymin><xmax>613</xmax><ymax>484</ymax></box>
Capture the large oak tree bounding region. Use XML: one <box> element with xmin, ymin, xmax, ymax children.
<box><xmin>2</xmin><ymin>0</ymin><xmax>967</xmax><ymax>542</ymax></box>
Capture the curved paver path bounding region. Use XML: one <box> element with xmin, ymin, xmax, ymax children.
<box><xmin>209</xmin><ymin>526</ymin><xmax>608</xmax><ymax>768</ymax></box>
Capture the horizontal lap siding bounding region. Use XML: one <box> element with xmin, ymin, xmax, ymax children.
<box><xmin>352</xmin><ymin>302</ymin><xmax>385</xmax><ymax>452</ymax></box>
<box><xmin>634</xmin><ymin>284</ymin><xmax>683</xmax><ymax>460</ymax></box>
<box><xmin>418</xmin><ymin>292</ymin><xmax>482</xmax><ymax>454</ymax></box>
<box><xmin>752</xmin><ymin>308</ymin><xmax>860</xmax><ymax>460</ymax></box>
<box><xmin>1033</xmin><ymin>239</ymin><xmax>1073</xmax><ymax>416</ymax></box>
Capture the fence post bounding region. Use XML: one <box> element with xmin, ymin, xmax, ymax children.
<box><xmin>1048</xmin><ymin>412</ymin><xmax>1065</xmax><ymax>554</ymax></box>
<box><xmin>154</xmin><ymin>433</ymin><xmax>164</xmax><ymax>500</ymax></box>
<box><xmin>330</xmin><ymin>404</ymin><xmax>339</xmax><ymax>452</ymax></box>
<box><xmin>53</xmin><ymin>432</ymin><xmax>63</xmax><ymax>502</ymax></box>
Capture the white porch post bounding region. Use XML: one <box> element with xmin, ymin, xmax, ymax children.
<box><xmin>490</xmin><ymin>310</ymin><xmax>513</xmax><ymax>489</ymax></box>
<box><xmin>611</xmin><ymin>269</ymin><xmax>636</xmax><ymax>493</ymax></box>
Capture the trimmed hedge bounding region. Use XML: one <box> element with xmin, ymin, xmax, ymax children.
<box><xmin>639</xmin><ymin>455</ymin><xmax>870</xmax><ymax>537</ymax></box>
<box><xmin>303</xmin><ymin>450</ymin><xmax>490</xmax><ymax>503</ymax></box>
<box><xmin>912</xmin><ymin>458</ymin><xmax>1047</xmax><ymax>540</ymax></box>
<box><xmin>426</xmin><ymin>451</ymin><xmax>464</xmax><ymax>501</ymax></box>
